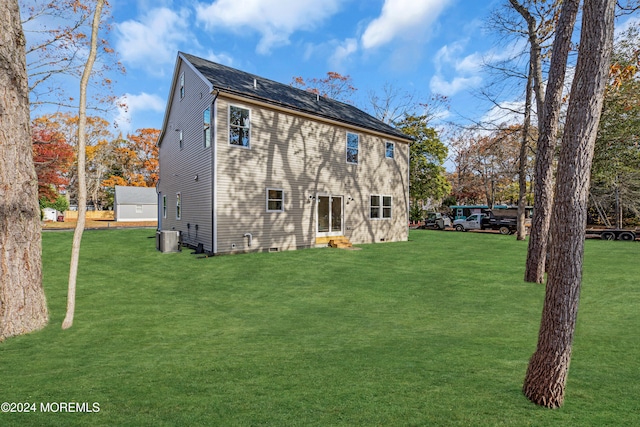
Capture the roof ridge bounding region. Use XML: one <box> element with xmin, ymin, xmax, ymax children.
<box><xmin>180</xmin><ymin>52</ymin><xmax>411</xmax><ymax>141</ymax></box>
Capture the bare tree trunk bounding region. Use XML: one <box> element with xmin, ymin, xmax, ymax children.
<box><xmin>523</xmin><ymin>0</ymin><xmax>615</xmax><ymax>408</ymax></box>
<box><xmin>525</xmin><ymin>0</ymin><xmax>581</xmax><ymax>283</ymax></box>
<box><xmin>62</xmin><ymin>0</ymin><xmax>104</xmax><ymax>330</ymax></box>
<box><xmin>0</xmin><ymin>0</ymin><xmax>49</xmax><ymax>342</ymax></box>
<box><xmin>517</xmin><ymin>61</ymin><xmax>534</xmax><ymax>240</ymax></box>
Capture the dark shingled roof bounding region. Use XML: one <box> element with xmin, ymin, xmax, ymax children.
<box><xmin>180</xmin><ymin>52</ymin><xmax>411</xmax><ymax>142</ymax></box>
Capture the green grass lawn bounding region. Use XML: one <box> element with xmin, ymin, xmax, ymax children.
<box><xmin>1</xmin><ymin>229</ymin><xmax>639</xmax><ymax>426</ymax></box>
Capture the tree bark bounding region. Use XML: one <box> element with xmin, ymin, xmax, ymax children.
<box><xmin>62</xmin><ymin>0</ymin><xmax>104</xmax><ymax>330</ymax></box>
<box><xmin>525</xmin><ymin>0</ymin><xmax>580</xmax><ymax>283</ymax></box>
<box><xmin>517</xmin><ymin>61</ymin><xmax>534</xmax><ymax>240</ymax></box>
<box><xmin>0</xmin><ymin>0</ymin><xmax>49</xmax><ymax>342</ymax></box>
<box><xmin>523</xmin><ymin>0</ymin><xmax>616</xmax><ymax>408</ymax></box>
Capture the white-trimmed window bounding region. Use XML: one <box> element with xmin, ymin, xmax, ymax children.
<box><xmin>266</xmin><ymin>188</ymin><xmax>284</xmax><ymax>212</ymax></box>
<box><xmin>162</xmin><ymin>195</ymin><xmax>167</xmax><ymax>219</ymax></box>
<box><xmin>385</xmin><ymin>142</ymin><xmax>395</xmax><ymax>159</ymax></box>
<box><xmin>203</xmin><ymin>107</ymin><xmax>211</xmax><ymax>148</ymax></box>
<box><xmin>179</xmin><ymin>129</ymin><xmax>183</xmax><ymax>150</ymax></box>
<box><xmin>136</xmin><ymin>204</ymin><xmax>143</xmax><ymax>214</ymax></box>
<box><xmin>179</xmin><ymin>72</ymin><xmax>185</xmax><ymax>99</ymax></box>
<box><xmin>347</xmin><ymin>132</ymin><xmax>359</xmax><ymax>164</ymax></box>
<box><xmin>176</xmin><ymin>193</ymin><xmax>181</xmax><ymax>220</ymax></box>
<box><xmin>229</xmin><ymin>105</ymin><xmax>250</xmax><ymax>148</ymax></box>
<box><xmin>370</xmin><ymin>195</ymin><xmax>392</xmax><ymax>219</ymax></box>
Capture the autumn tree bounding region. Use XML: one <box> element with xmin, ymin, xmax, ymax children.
<box><xmin>449</xmin><ymin>128</ymin><xmax>524</xmax><ymax>206</ymax></box>
<box><xmin>1</xmin><ymin>0</ymin><xmax>49</xmax><ymax>342</ymax></box>
<box><xmin>62</xmin><ymin>0</ymin><xmax>104</xmax><ymax>330</ymax></box>
<box><xmin>101</xmin><ymin>128</ymin><xmax>160</xmax><ymax>207</ymax></box>
<box><xmin>291</xmin><ymin>72</ymin><xmax>357</xmax><ymax>104</ymax></box>
<box><xmin>590</xmin><ymin>23</ymin><xmax>640</xmax><ymax>227</ymax></box>
<box><xmin>523</xmin><ymin>0</ymin><xmax>616</xmax><ymax>408</ymax></box>
<box><xmin>32</xmin><ymin>116</ymin><xmax>74</xmax><ymax>202</ymax></box>
<box><xmin>126</xmin><ymin>128</ymin><xmax>160</xmax><ymax>187</ymax></box>
<box><xmin>34</xmin><ymin>112</ymin><xmax>114</xmax><ymax>208</ymax></box>
<box><xmin>447</xmin><ymin>131</ymin><xmax>488</xmax><ymax>204</ymax></box>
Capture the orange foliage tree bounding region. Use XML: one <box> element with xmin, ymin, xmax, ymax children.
<box><xmin>102</xmin><ymin>128</ymin><xmax>160</xmax><ymax>189</ymax></box>
<box><xmin>31</xmin><ymin>116</ymin><xmax>74</xmax><ymax>201</ymax></box>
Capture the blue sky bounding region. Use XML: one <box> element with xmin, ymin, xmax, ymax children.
<box><xmin>104</xmin><ymin>0</ymin><xmax>511</xmax><ymax>135</ymax></box>
<box><xmin>24</xmin><ymin>0</ymin><xmax>638</xmax><ymax>139</ymax></box>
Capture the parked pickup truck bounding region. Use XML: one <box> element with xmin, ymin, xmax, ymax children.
<box><xmin>424</xmin><ymin>212</ymin><xmax>452</xmax><ymax>230</ymax></box>
<box><xmin>453</xmin><ymin>212</ymin><xmax>518</xmax><ymax>235</ymax></box>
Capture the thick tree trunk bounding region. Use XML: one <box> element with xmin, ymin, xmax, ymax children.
<box><xmin>525</xmin><ymin>0</ymin><xmax>580</xmax><ymax>283</ymax></box>
<box><xmin>62</xmin><ymin>0</ymin><xmax>104</xmax><ymax>330</ymax></box>
<box><xmin>523</xmin><ymin>0</ymin><xmax>615</xmax><ymax>408</ymax></box>
<box><xmin>0</xmin><ymin>0</ymin><xmax>49</xmax><ymax>341</ymax></box>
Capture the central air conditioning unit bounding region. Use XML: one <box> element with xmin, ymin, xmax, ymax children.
<box><xmin>156</xmin><ymin>230</ymin><xmax>180</xmax><ymax>253</ymax></box>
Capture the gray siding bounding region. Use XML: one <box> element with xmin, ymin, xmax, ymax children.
<box><xmin>115</xmin><ymin>204</ymin><xmax>157</xmax><ymax>222</ymax></box>
<box><xmin>158</xmin><ymin>61</ymin><xmax>214</xmax><ymax>249</ymax></box>
<box><xmin>214</xmin><ymin>96</ymin><xmax>409</xmax><ymax>254</ymax></box>
<box><xmin>159</xmin><ymin>57</ymin><xmax>410</xmax><ymax>255</ymax></box>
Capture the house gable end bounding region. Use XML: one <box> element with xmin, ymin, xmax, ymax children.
<box><xmin>158</xmin><ymin>53</ymin><xmax>215</xmax><ymax>147</ymax></box>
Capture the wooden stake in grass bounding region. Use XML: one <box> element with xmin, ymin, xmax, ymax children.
<box><xmin>62</xmin><ymin>0</ymin><xmax>104</xmax><ymax>330</ymax></box>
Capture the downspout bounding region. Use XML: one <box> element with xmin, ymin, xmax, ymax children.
<box><xmin>406</xmin><ymin>141</ymin><xmax>410</xmax><ymax>239</ymax></box>
<box><xmin>211</xmin><ymin>89</ymin><xmax>220</xmax><ymax>254</ymax></box>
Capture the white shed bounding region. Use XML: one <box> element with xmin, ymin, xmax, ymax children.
<box><xmin>114</xmin><ymin>186</ymin><xmax>158</xmax><ymax>222</ymax></box>
<box><xmin>42</xmin><ymin>207</ymin><xmax>58</xmax><ymax>221</ymax></box>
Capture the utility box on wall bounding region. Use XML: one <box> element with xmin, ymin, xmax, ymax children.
<box><xmin>156</xmin><ymin>230</ymin><xmax>180</xmax><ymax>253</ymax></box>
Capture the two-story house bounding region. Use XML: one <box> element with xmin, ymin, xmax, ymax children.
<box><xmin>157</xmin><ymin>52</ymin><xmax>412</xmax><ymax>255</ymax></box>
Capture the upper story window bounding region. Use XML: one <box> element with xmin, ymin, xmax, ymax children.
<box><xmin>346</xmin><ymin>132</ymin><xmax>359</xmax><ymax>164</ymax></box>
<box><xmin>179</xmin><ymin>130</ymin><xmax>183</xmax><ymax>150</ymax></box>
<box><xmin>266</xmin><ymin>188</ymin><xmax>284</xmax><ymax>212</ymax></box>
<box><xmin>162</xmin><ymin>195</ymin><xmax>167</xmax><ymax>219</ymax></box>
<box><xmin>385</xmin><ymin>142</ymin><xmax>395</xmax><ymax>159</ymax></box>
<box><xmin>229</xmin><ymin>105</ymin><xmax>250</xmax><ymax>148</ymax></box>
<box><xmin>179</xmin><ymin>72</ymin><xmax>185</xmax><ymax>99</ymax></box>
<box><xmin>203</xmin><ymin>107</ymin><xmax>211</xmax><ymax>148</ymax></box>
<box><xmin>370</xmin><ymin>195</ymin><xmax>392</xmax><ymax>219</ymax></box>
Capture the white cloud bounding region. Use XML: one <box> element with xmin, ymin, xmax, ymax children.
<box><xmin>430</xmin><ymin>74</ymin><xmax>482</xmax><ymax>96</ymax></box>
<box><xmin>115</xmin><ymin>7</ymin><xmax>192</xmax><ymax>72</ymax></box>
<box><xmin>361</xmin><ymin>0</ymin><xmax>452</xmax><ymax>50</ymax></box>
<box><xmin>480</xmin><ymin>100</ymin><xmax>525</xmax><ymax>126</ymax></box>
<box><xmin>329</xmin><ymin>38</ymin><xmax>358</xmax><ymax>69</ymax></box>
<box><xmin>430</xmin><ymin>41</ymin><xmax>483</xmax><ymax>96</ymax></box>
<box><xmin>115</xmin><ymin>92</ymin><xmax>165</xmax><ymax>133</ymax></box>
<box><xmin>195</xmin><ymin>0</ymin><xmax>342</xmax><ymax>54</ymax></box>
